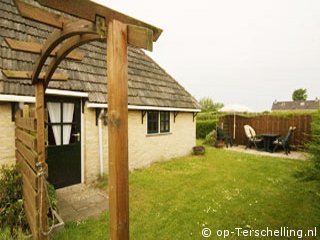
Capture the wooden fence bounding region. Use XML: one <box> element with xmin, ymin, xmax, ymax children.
<box><xmin>220</xmin><ymin>114</ymin><xmax>313</xmax><ymax>149</ymax></box>
<box><xmin>15</xmin><ymin>105</ymin><xmax>48</xmax><ymax>239</ymax></box>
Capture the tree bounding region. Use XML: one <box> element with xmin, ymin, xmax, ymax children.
<box><xmin>199</xmin><ymin>97</ymin><xmax>224</xmax><ymax>112</ymax></box>
<box><xmin>292</xmin><ymin>88</ymin><xmax>307</xmax><ymax>101</ymax></box>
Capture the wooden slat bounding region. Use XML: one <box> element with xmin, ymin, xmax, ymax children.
<box><xmin>22</xmin><ymin>173</ymin><xmax>39</xmax><ymax>238</ymax></box>
<box><xmin>127</xmin><ymin>24</ymin><xmax>153</xmax><ymax>51</ymax></box>
<box><xmin>16</xmin><ymin>128</ymin><xmax>37</xmax><ymax>151</ymax></box>
<box><xmin>16</xmin><ymin>117</ymin><xmax>37</xmax><ymax>132</ymax></box>
<box><xmin>16</xmin><ymin>140</ymin><xmax>37</xmax><ymax>169</ymax></box>
<box><xmin>22</xmin><ymin>173</ymin><xmax>39</xmax><ymax>211</ymax></box>
<box><xmin>107</xmin><ymin>19</ymin><xmax>129</xmax><ymax>240</ymax></box>
<box><xmin>16</xmin><ymin>151</ymin><xmax>38</xmax><ymax>190</ymax></box>
<box><xmin>23</xmin><ymin>199</ymin><xmax>38</xmax><ymax>238</ymax></box>
<box><xmin>2</xmin><ymin>70</ymin><xmax>68</xmax><ymax>81</ymax></box>
<box><xmin>5</xmin><ymin>38</ymin><xmax>85</xmax><ymax>61</ymax></box>
<box><xmin>23</xmin><ymin>105</ymin><xmax>30</xmax><ymax>118</ymax></box>
<box><xmin>14</xmin><ymin>0</ymin><xmax>64</xmax><ymax>28</ymax></box>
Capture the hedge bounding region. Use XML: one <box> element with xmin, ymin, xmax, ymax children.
<box><xmin>196</xmin><ymin>120</ymin><xmax>217</xmax><ymax>139</ymax></box>
<box><xmin>309</xmin><ymin>110</ymin><xmax>320</xmax><ymax>170</ymax></box>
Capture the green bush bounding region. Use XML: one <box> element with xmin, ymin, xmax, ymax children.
<box><xmin>0</xmin><ymin>165</ymin><xmax>28</xmax><ymax>236</ymax></box>
<box><xmin>196</xmin><ymin>120</ymin><xmax>217</xmax><ymax>139</ymax></box>
<box><xmin>203</xmin><ymin>130</ymin><xmax>217</xmax><ymax>146</ymax></box>
<box><xmin>197</xmin><ymin>112</ymin><xmax>219</xmax><ymax>121</ymax></box>
<box><xmin>0</xmin><ymin>165</ymin><xmax>58</xmax><ymax>238</ymax></box>
<box><xmin>0</xmin><ymin>228</ymin><xmax>25</xmax><ymax>240</ymax></box>
<box><xmin>308</xmin><ymin>110</ymin><xmax>320</xmax><ymax>174</ymax></box>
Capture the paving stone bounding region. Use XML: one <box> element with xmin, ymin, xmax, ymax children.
<box><xmin>56</xmin><ymin>184</ymin><xmax>108</xmax><ymax>222</ymax></box>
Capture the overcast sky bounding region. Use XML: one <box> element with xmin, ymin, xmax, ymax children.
<box><xmin>93</xmin><ymin>0</ymin><xmax>320</xmax><ymax>112</ymax></box>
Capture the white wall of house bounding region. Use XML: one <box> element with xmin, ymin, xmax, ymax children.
<box><xmin>128</xmin><ymin>110</ymin><xmax>196</xmax><ymax>169</ymax></box>
<box><xmin>84</xmin><ymin>108</ymin><xmax>196</xmax><ymax>183</ymax></box>
<box><xmin>0</xmin><ymin>102</ymin><xmax>196</xmax><ymax>184</ymax></box>
<box><xmin>0</xmin><ymin>103</ymin><xmax>15</xmax><ymax>166</ymax></box>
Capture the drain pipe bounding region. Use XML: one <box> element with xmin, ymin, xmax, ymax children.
<box><xmin>98</xmin><ymin>109</ymin><xmax>105</xmax><ymax>177</ymax></box>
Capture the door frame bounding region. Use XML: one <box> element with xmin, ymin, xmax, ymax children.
<box><xmin>80</xmin><ymin>98</ymin><xmax>84</xmax><ymax>184</ymax></box>
<box><xmin>45</xmin><ymin>95</ymin><xmax>84</xmax><ymax>187</ymax></box>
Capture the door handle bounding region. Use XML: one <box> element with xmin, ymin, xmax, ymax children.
<box><xmin>72</xmin><ymin>132</ymin><xmax>81</xmax><ymax>142</ymax></box>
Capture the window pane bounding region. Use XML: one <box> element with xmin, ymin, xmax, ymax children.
<box><xmin>48</xmin><ymin>125</ymin><xmax>61</xmax><ymax>146</ymax></box>
<box><xmin>147</xmin><ymin>111</ymin><xmax>158</xmax><ymax>134</ymax></box>
<box><xmin>62</xmin><ymin>103</ymin><xmax>75</xmax><ymax>123</ymax></box>
<box><xmin>160</xmin><ymin>111</ymin><xmax>170</xmax><ymax>133</ymax></box>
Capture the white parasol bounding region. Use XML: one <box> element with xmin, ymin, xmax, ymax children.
<box><xmin>219</xmin><ymin>104</ymin><xmax>254</xmax><ymax>139</ymax></box>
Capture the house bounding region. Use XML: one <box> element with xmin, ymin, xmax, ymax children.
<box><xmin>0</xmin><ymin>0</ymin><xmax>201</xmax><ymax>188</ymax></box>
<box><xmin>271</xmin><ymin>99</ymin><xmax>320</xmax><ymax>112</ymax></box>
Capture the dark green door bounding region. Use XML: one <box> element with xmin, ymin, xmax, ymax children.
<box><xmin>46</xmin><ymin>97</ymin><xmax>81</xmax><ymax>189</ymax></box>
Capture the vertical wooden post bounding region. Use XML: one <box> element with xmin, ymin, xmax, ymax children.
<box><xmin>107</xmin><ymin>20</ymin><xmax>129</xmax><ymax>240</ymax></box>
<box><xmin>35</xmin><ymin>82</ymin><xmax>48</xmax><ymax>240</ymax></box>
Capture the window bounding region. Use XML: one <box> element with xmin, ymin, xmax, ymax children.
<box><xmin>160</xmin><ymin>111</ymin><xmax>170</xmax><ymax>133</ymax></box>
<box><xmin>147</xmin><ymin>111</ymin><xmax>158</xmax><ymax>134</ymax></box>
<box><xmin>147</xmin><ymin>111</ymin><xmax>170</xmax><ymax>134</ymax></box>
<box><xmin>47</xmin><ymin>101</ymin><xmax>79</xmax><ymax>146</ymax></box>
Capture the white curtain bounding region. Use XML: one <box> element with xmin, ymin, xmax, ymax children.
<box><xmin>62</xmin><ymin>103</ymin><xmax>74</xmax><ymax>145</ymax></box>
<box><xmin>47</xmin><ymin>102</ymin><xmax>61</xmax><ymax>146</ymax></box>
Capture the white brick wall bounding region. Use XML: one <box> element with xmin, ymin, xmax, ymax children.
<box><xmin>84</xmin><ymin>109</ymin><xmax>196</xmax><ymax>182</ymax></box>
<box><xmin>0</xmin><ymin>103</ymin><xmax>15</xmax><ymax>166</ymax></box>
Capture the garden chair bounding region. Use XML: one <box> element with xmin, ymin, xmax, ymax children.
<box><xmin>217</xmin><ymin>127</ymin><xmax>233</xmax><ymax>148</ymax></box>
<box><xmin>273</xmin><ymin>126</ymin><xmax>296</xmax><ymax>155</ymax></box>
<box><xmin>244</xmin><ymin>125</ymin><xmax>263</xmax><ymax>149</ymax></box>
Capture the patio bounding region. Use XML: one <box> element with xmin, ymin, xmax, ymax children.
<box><xmin>56</xmin><ymin>184</ymin><xmax>108</xmax><ymax>222</ymax></box>
<box><xmin>225</xmin><ymin>145</ymin><xmax>308</xmax><ymax>160</ymax></box>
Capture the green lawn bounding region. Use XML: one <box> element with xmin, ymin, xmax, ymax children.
<box><xmin>53</xmin><ymin>147</ymin><xmax>320</xmax><ymax>239</ymax></box>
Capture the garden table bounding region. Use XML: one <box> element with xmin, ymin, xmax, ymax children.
<box><xmin>259</xmin><ymin>133</ymin><xmax>280</xmax><ymax>152</ymax></box>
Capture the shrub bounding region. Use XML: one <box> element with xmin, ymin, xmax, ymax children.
<box><xmin>0</xmin><ymin>165</ymin><xmax>58</xmax><ymax>238</ymax></box>
<box><xmin>0</xmin><ymin>165</ymin><xmax>28</xmax><ymax>235</ymax></box>
<box><xmin>204</xmin><ymin>130</ymin><xmax>217</xmax><ymax>146</ymax></box>
<box><xmin>196</xmin><ymin>120</ymin><xmax>217</xmax><ymax>139</ymax></box>
<box><xmin>197</xmin><ymin>112</ymin><xmax>218</xmax><ymax>121</ymax></box>
<box><xmin>0</xmin><ymin>228</ymin><xmax>25</xmax><ymax>240</ymax></box>
<box><xmin>308</xmin><ymin>110</ymin><xmax>320</xmax><ymax>175</ymax></box>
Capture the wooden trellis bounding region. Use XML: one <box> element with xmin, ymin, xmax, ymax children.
<box><xmin>9</xmin><ymin>0</ymin><xmax>162</xmax><ymax>239</ymax></box>
<box><xmin>15</xmin><ymin>105</ymin><xmax>47</xmax><ymax>238</ymax></box>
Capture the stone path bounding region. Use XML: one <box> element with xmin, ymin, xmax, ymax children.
<box><xmin>224</xmin><ymin>145</ymin><xmax>309</xmax><ymax>160</ymax></box>
<box><xmin>56</xmin><ymin>184</ymin><xmax>108</xmax><ymax>222</ymax></box>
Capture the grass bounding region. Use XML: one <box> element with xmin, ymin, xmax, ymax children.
<box><xmin>53</xmin><ymin>146</ymin><xmax>320</xmax><ymax>239</ymax></box>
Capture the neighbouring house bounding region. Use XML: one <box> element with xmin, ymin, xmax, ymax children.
<box><xmin>271</xmin><ymin>99</ymin><xmax>320</xmax><ymax>112</ymax></box>
<box><xmin>0</xmin><ymin>0</ymin><xmax>200</xmax><ymax>188</ymax></box>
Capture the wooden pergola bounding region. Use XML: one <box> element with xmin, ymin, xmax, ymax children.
<box><xmin>12</xmin><ymin>0</ymin><xmax>162</xmax><ymax>239</ymax></box>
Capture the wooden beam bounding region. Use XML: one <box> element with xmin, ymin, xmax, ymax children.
<box><xmin>107</xmin><ymin>20</ymin><xmax>129</xmax><ymax>240</ymax></box>
<box><xmin>35</xmin><ymin>82</ymin><xmax>48</xmax><ymax>240</ymax></box>
<box><xmin>38</xmin><ymin>0</ymin><xmax>163</xmax><ymax>41</ymax></box>
<box><xmin>2</xmin><ymin>70</ymin><xmax>68</xmax><ymax>81</ymax></box>
<box><xmin>45</xmin><ymin>33</ymin><xmax>103</xmax><ymax>87</ymax></box>
<box><xmin>127</xmin><ymin>25</ymin><xmax>153</xmax><ymax>51</ymax></box>
<box><xmin>32</xmin><ymin>20</ymin><xmax>96</xmax><ymax>84</ymax></box>
<box><xmin>5</xmin><ymin>38</ymin><xmax>85</xmax><ymax>61</ymax></box>
<box><xmin>14</xmin><ymin>0</ymin><xmax>64</xmax><ymax>28</ymax></box>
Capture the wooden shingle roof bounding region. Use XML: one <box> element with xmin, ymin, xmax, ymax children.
<box><xmin>0</xmin><ymin>0</ymin><xmax>200</xmax><ymax>110</ymax></box>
